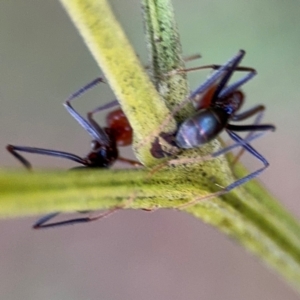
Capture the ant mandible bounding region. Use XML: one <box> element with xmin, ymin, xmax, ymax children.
<box><xmin>151</xmin><ymin>50</ymin><xmax>275</xmax><ymax>207</ymax></box>
<box><xmin>6</xmin><ymin>78</ymin><xmax>141</xmax><ymax>228</ymax></box>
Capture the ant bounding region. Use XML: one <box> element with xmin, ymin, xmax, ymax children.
<box><xmin>6</xmin><ymin>77</ymin><xmax>141</xmax><ymax>228</ymax></box>
<box><xmin>150</xmin><ymin>50</ymin><xmax>275</xmax><ymax>208</ymax></box>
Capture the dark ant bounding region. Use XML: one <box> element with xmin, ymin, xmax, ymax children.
<box><xmin>150</xmin><ymin>50</ymin><xmax>275</xmax><ymax>208</ymax></box>
<box><xmin>6</xmin><ymin>78</ymin><xmax>141</xmax><ymax>228</ymax></box>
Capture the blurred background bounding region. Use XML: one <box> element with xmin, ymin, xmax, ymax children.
<box><xmin>1</xmin><ymin>1</ymin><xmax>300</xmax><ymax>299</ymax></box>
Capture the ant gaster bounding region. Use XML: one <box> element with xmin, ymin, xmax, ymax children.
<box><xmin>151</xmin><ymin>50</ymin><xmax>275</xmax><ymax>207</ymax></box>
<box><xmin>6</xmin><ymin>78</ymin><xmax>140</xmax><ymax>228</ymax></box>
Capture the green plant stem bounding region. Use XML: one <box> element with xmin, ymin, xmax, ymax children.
<box><xmin>1</xmin><ymin>166</ymin><xmax>300</xmax><ymax>289</ymax></box>
<box><xmin>142</xmin><ymin>0</ymin><xmax>193</xmax><ymax>120</ymax></box>
<box><xmin>0</xmin><ymin>0</ymin><xmax>299</xmax><ymax>292</ymax></box>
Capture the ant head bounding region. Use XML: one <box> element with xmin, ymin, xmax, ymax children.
<box><xmin>86</xmin><ymin>140</ymin><xmax>118</xmax><ymax>168</ymax></box>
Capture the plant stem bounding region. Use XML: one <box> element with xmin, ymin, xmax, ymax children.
<box><xmin>1</xmin><ymin>0</ymin><xmax>300</xmax><ymax>292</ymax></box>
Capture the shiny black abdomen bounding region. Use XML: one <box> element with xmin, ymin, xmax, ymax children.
<box><xmin>175</xmin><ymin>108</ymin><xmax>229</xmax><ymax>149</ymax></box>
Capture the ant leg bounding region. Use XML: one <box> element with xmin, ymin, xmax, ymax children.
<box><xmin>6</xmin><ymin>144</ymin><xmax>87</xmax><ymax>170</ymax></box>
<box><xmin>224</xmin><ymin>129</ymin><xmax>269</xmax><ymax>187</ymax></box>
<box><xmin>212</xmin><ymin>50</ymin><xmax>248</xmax><ymax>99</ymax></box>
<box><xmin>231</xmin><ymin>105</ymin><xmax>265</xmax><ymax>122</ymax></box>
<box><xmin>6</xmin><ymin>145</ymin><xmax>33</xmax><ymax>170</ymax></box>
<box><xmin>63</xmin><ymin>78</ymin><xmax>110</xmax><ymax>144</ymax></box>
<box><xmin>146</xmin><ymin>53</ymin><xmax>202</xmax><ymax>70</ymax></box>
<box><xmin>33</xmin><ymin>192</ymin><xmax>137</xmax><ymax>229</ymax></box>
<box><xmin>32</xmin><ymin>208</ymin><xmax>119</xmax><ymax>229</ymax></box>
<box><xmin>230</xmin><ymin>105</ymin><xmax>265</xmax><ymax>164</ymax></box>
<box><xmin>86</xmin><ymin>100</ymin><xmax>119</xmax><ymax>132</ymax></box>
<box><xmin>171</xmin><ymin>64</ymin><xmax>255</xmax><ymax>75</ymax></box>
<box><xmin>219</xmin><ymin>70</ymin><xmax>256</xmax><ymax>99</ymax></box>
<box><xmin>89</xmin><ymin>100</ymin><xmax>120</xmax><ymax>114</ymax></box>
<box><xmin>66</xmin><ymin>77</ymin><xmax>105</xmax><ymax>100</ymax></box>
<box><xmin>226</xmin><ymin>122</ymin><xmax>275</xmax><ymax>166</ymax></box>
<box><xmin>177</xmin><ymin>130</ymin><xmax>270</xmax><ymax>209</ymax></box>
<box><xmin>226</xmin><ymin>124</ymin><xmax>275</xmax><ymax>132</ymax></box>
<box><xmin>223</xmin><ymin>123</ymin><xmax>274</xmax><ymax>164</ymax></box>
<box><xmin>33</xmin><ymin>213</ymin><xmax>60</xmax><ymax>229</ymax></box>
<box><xmin>227</xmin><ymin>105</ymin><xmax>274</xmax><ymax>133</ymax></box>
<box><xmin>118</xmin><ymin>156</ymin><xmax>143</xmax><ymax>167</ymax></box>
<box><xmin>189</xmin><ymin>50</ymin><xmax>247</xmax><ymax>99</ymax></box>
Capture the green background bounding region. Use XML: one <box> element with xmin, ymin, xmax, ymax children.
<box><xmin>1</xmin><ymin>1</ymin><xmax>300</xmax><ymax>299</ymax></box>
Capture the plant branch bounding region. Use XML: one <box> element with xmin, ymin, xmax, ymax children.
<box><xmin>0</xmin><ymin>0</ymin><xmax>299</xmax><ymax>292</ymax></box>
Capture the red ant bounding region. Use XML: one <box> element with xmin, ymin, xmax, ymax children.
<box><xmin>150</xmin><ymin>50</ymin><xmax>275</xmax><ymax>207</ymax></box>
<box><xmin>6</xmin><ymin>78</ymin><xmax>141</xmax><ymax>228</ymax></box>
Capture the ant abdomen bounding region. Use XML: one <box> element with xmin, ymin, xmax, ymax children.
<box><xmin>106</xmin><ymin>108</ymin><xmax>132</xmax><ymax>146</ymax></box>
<box><xmin>175</xmin><ymin>108</ymin><xmax>228</xmax><ymax>149</ymax></box>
